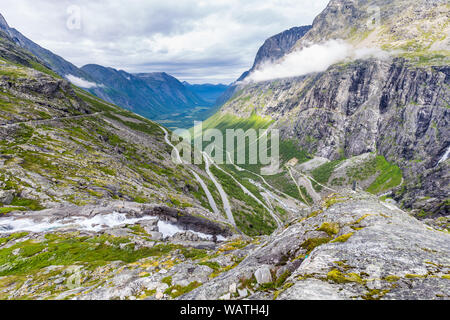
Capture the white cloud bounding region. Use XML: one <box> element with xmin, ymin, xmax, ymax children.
<box><xmin>0</xmin><ymin>0</ymin><xmax>329</xmax><ymax>83</ymax></box>
<box><xmin>65</xmin><ymin>74</ymin><xmax>99</xmax><ymax>88</ymax></box>
<box><xmin>245</xmin><ymin>40</ymin><xmax>390</xmax><ymax>83</ymax></box>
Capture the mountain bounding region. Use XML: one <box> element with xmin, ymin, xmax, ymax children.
<box><xmin>0</xmin><ymin>29</ymin><xmax>308</xmax><ymax>300</ymax></box>
<box><xmin>0</xmin><ymin>31</ymin><xmax>217</xmax><ymax>218</ymax></box>
<box><xmin>0</xmin><ymin>1</ymin><xmax>449</xmax><ymax>301</ymax></box>
<box><xmin>182</xmin><ymin>82</ymin><xmax>229</xmax><ymax>104</ymax></box>
<box><xmin>0</xmin><ymin>27</ymin><xmax>296</xmax><ymax>289</ymax></box>
<box><xmin>79</xmin><ymin>64</ymin><xmax>207</xmax><ymax>119</ymax></box>
<box><xmin>135</xmin><ymin>73</ymin><xmax>206</xmax><ymax>108</ymax></box>
<box><xmin>199</xmin><ymin>0</ymin><xmax>450</xmax><ymax>218</ymax></box>
<box><xmin>0</xmin><ymin>13</ymin><xmax>211</xmax><ymax>122</ymax></box>
<box><xmin>291</xmin><ymin>0</ymin><xmax>449</xmax><ymax>55</ymax></box>
<box><xmin>239</xmin><ymin>25</ymin><xmax>312</xmax><ymax>81</ymax></box>
<box><xmin>0</xmin><ymin>13</ymin><xmax>93</xmax><ymax>81</ymax></box>
<box><xmin>216</xmin><ymin>25</ymin><xmax>312</xmax><ymax>107</ymax></box>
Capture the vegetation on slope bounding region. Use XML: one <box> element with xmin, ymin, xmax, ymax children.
<box><xmin>210</xmin><ymin>166</ymin><xmax>276</xmax><ymax>236</ymax></box>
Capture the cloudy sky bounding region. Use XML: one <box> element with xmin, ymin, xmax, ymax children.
<box><xmin>1</xmin><ymin>0</ymin><xmax>329</xmax><ymax>84</ymax></box>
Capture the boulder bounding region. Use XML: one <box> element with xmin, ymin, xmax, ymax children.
<box><xmin>0</xmin><ymin>190</ymin><xmax>14</xmax><ymax>205</ymax></box>
<box><xmin>139</xmin><ymin>219</ymin><xmax>158</xmax><ymax>233</ymax></box>
<box><xmin>148</xmin><ymin>231</ymin><xmax>163</xmax><ymax>241</ymax></box>
<box><xmin>238</xmin><ymin>288</ymin><xmax>248</xmax><ymax>298</ymax></box>
<box><xmin>254</xmin><ymin>266</ymin><xmax>272</xmax><ymax>284</ymax></box>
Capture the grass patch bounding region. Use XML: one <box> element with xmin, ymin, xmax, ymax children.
<box><xmin>311</xmin><ymin>160</ymin><xmax>344</xmax><ymax>187</ymax></box>
<box><xmin>300</xmin><ymin>237</ymin><xmax>331</xmax><ymax>254</ymax></box>
<box><xmin>180</xmin><ymin>247</ymin><xmax>208</xmax><ymax>260</ymax></box>
<box><xmin>331</xmin><ymin>233</ymin><xmax>354</xmax><ymax>243</ymax></box>
<box><xmin>366</xmin><ymin>156</ymin><xmax>402</xmax><ymax>194</ymax></box>
<box><xmin>10</xmin><ymin>197</ymin><xmax>44</xmax><ymax>211</ymax></box>
<box><xmin>164</xmin><ymin>281</ymin><xmax>202</xmax><ymax>299</ymax></box>
<box><xmin>161</xmin><ymin>276</ymin><xmax>173</xmax><ymax>286</ymax></box>
<box><xmin>192</xmin><ymin>112</ymin><xmax>273</xmax><ymax>139</ymax></box>
<box><xmin>0</xmin><ymin>207</ymin><xmax>25</xmax><ymax>214</ymax></box>
<box><xmin>278</xmin><ymin>140</ymin><xmax>311</xmax><ymax>164</ymax></box>
<box><xmin>198</xmin><ymin>261</ymin><xmax>221</xmax><ymax>271</ymax></box>
<box><xmin>0</xmin><ymin>234</ymin><xmax>180</xmax><ymax>276</ymax></box>
<box><xmin>327</xmin><ymin>269</ymin><xmax>364</xmax><ymax>284</ymax></box>
<box><xmin>0</xmin><ymin>232</ymin><xmax>29</xmax><ymax>246</ymax></box>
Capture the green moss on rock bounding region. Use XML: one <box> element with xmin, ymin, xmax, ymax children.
<box><xmin>331</xmin><ymin>233</ymin><xmax>354</xmax><ymax>243</ymax></box>
<box><xmin>317</xmin><ymin>222</ymin><xmax>340</xmax><ymax>236</ymax></box>
<box><xmin>327</xmin><ymin>269</ymin><xmax>365</xmax><ymax>284</ymax></box>
<box><xmin>301</xmin><ymin>237</ymin><xmax>331</xmax><ymax>254</ymax></box>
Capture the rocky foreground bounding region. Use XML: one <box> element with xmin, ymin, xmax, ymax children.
<box><xmin>1</xmin><ymin>191</ymin><xmax>448</xmax><ymax>300</ymax></box>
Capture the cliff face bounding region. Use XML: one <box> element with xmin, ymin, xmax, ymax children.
<box><xmin>292</xmin><ymin>0</ymin><xmax>449</xmax><ymax>54</ymax></box>
<box><xmin>219</xmin><ymin>56</ymin><xmax>449</xmax><ymax>215</ymax></box>
<box><xmin>251</xmin><ymin>26</ymin><xmax>312</xmax><ymax>71</ymax></box>
<box><xmin>218</xmin><ymin>25</ymin><xmax>312</xmax><ymax>105</ymax></box>
<box><xmin>212</xmin><ymin>0</ymin><xmax>449</xmax><ymax>216</ymax></box>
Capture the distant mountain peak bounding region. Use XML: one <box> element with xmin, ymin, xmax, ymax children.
<box><xmin>252</xmin><ymin>25</ymin><xmax>312</xmax><ymax>70</ymax></box>
<box><xmin>235</xmin><ymin>25</ymin><xmax>312</xmax><ymax>83</ymax></box>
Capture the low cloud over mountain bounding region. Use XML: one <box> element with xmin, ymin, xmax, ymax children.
<box><xmin>245</xmin><ymin>40</ymin><xmax>389</xmax><ymax>82</ymax></box>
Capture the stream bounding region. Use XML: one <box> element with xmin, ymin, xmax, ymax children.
<box><xmin>0</xmin><ymin>212</ymin><xmax>225</xmax><ymax>241</ymax></box>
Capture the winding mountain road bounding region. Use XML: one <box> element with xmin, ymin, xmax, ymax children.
<box><xmin>189</xmin><ymin>169</ymin><xmax>221</xmax><ymax>217</ymax></box>
<box><xmin>157</xmin><ymin>124</ymin><xmax>224</xmax><ymax>220</ymax></box>
<box><xmin>159</xmin><ymin>125</ymin><xmax>183</xmax><ymax>164</ymax></box>
<box><xmin>202</xmin><ymin>153</ymin><xmax>235</xmax><ymax>226</ymax></box>
<box><xmin>226</xmin><ymin>151</ymin><xmax>303</xmax><ymax>206</ymax></box>
<box><xmin>287</xmin><ymin>166</ymin><xmax>311</xmax><ymax>207</ymax></box>
<box><xmin>211</xmin><ymin>159</ymin><xmax>282</xmax><ymax>228</ymax></box>
<box><xmin>298</xmin><ymin>176</ymin><xmax>321</xmax><ymax>203</ymax></box>
<box><xmin>291</xmin><ymin>167</ymin><xmax>337</xmax><ymax>194</ymax></box>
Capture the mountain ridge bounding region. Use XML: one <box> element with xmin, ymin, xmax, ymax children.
<box><xmin>0</xmin><ymin>13</ymin><xmax>216</xmax><ymax>122</ymax></box>
<box><xmin>80</xmin><ymin>64</ymin><xmax>208</xmax><ymax>119</ymax></box>
<box><xmin>182</xmin><ymin>82</ymin><xmax>229</xmax><ymax>104</ymax></box>
<box><xmin>216</xmin><ymin>25</ymin><xmax>312</xmax><ymax>108</ymax></box>
<box><xmin>237</xmin><ymin>25</ymin><xmax>312</xmax><ymax>82</ymax></box>
<box><xmin>0</xmin><ymin>13</ymin><xmax>94</xmax><ymax>81</ymax></box>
